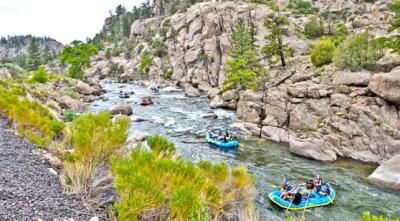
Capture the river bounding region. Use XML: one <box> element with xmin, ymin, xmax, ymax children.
<box><xmin>90</xmin><ymin>83</ymin><xmax>400</xmax><ymax>221</ymax></box>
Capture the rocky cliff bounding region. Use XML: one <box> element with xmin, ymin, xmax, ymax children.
<box><xmin>86</xmin><ymin>0</ymin><xmax>400</xmax><ymax>188</ymax></box>
<box><xmin>0</xmin><ymin>35</ymin><xmax>63</xmax><ymax>61</ymax></box>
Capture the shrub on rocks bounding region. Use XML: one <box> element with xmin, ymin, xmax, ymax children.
<box><xmin>30</xmin><ymin>66</ymin><xmax>49</xmax><ymax>84</ymax></box>
<box><xmin>334</xmin><ymin>31</ymin><xmax>383</xmax><ymax>71</ymax></box>
<box><xmin>311</xmin><ymin>38</ymin><xmax>336</xmax><ymax>67</ymax></box>
<box><xmin>304</xmin><ymin>16</ymin><xmax>325</xmax><ymax>39</ymax></box>
<box><xmin>111</xmin><ymin>135</ymin><xmax>256</xmax><ymax>221</ymax></box>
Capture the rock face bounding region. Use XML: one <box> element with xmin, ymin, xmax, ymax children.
<box><xmin>55</xmin><ymin>96</ymin><xmax>88</xmax><ymax>113</ymax></box>
<box><xmin>0</xmin><ymin>35</ymin><xmax>63</xmax><ymax>61</ymax></box>
<box><xmin>369</xmin><ymin>68</ymin><xmax>400</xmax><ymax>104</ymax></box>
<box><xmin>76</xmin><ymin>81</ymin><xmax>102</xmax><ymax>96</ymax></box>
<box><xmin>333</xmin><ymin>70</ymin><xmax>371</xmax><ymax>86</ymax></box>
<box><xmin>233</xmin><ymin>57</ymin><xmax>400</xmax><ymax>163</ymax></box>
<box><xmin>368</xmin><ymin>154</ymin><xmax>400</xmax><ymax>190</ymax></box>
<box><xmin>110</xmin><ymin>102</ymin><xmax>133</xmax><ymax>116</ymax></box>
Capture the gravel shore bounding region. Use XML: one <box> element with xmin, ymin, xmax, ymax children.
<box><xmin>0</xmin><ymin>118</ymin><xmax>96</xmax><ymax>221</ymax></box>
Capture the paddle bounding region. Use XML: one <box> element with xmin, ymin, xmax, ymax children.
<box><xmin>301</xmin><ymin>191</ymin><xmax>312</xmax><ymax>221</ymax></box>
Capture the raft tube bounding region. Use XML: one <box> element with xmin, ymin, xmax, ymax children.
<box><xmin>268</xmin><ymin>186</ymin><xmax>336</xmax><ymax>210</ymax></box>
<box><xmin>206</xmin><ymin>133</ymin><xmax>239</xmax><ymax>148</ymax></box>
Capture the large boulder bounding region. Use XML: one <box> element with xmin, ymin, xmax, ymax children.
<box><xmin>289</xmin><ymin>138</ymin><xmax>337</xmax><ymax>161</ymax></box>
<box><xmin>76</xmin><ymin>81</ymin><xmax>101</xmax><ymax>95</ymax></box>
<box><xmin>184</xmin><ymin>84</ymin><xmax>201</xmax><ymax>97</ymax></box>
<box><xmin>368</xmin><ymin>154</ymin><xmax>400</xmax><ymax>190</ymax></box>
<box><xmin>261</xmin><ymin>126</ymin><xmax>289</xmax><ymax>143</ymax></box>
<box><xmin>55</xmin><ymin>96</ymin><xmax>87</xmax><ymax>113</ymax></box>
<box><xmin>110</xmin><ymin>102</ymin><xmax>133</xmax><ymax>116</ymax></box>
<box><xmin>369</xmin><ymin>69</ymin><xmax>400</xmax><ymax>104</ymax></box>
<box><xmin>221</xmin><ymin>89</ymin><xmax>239</xmax><ymax>101</ymax></box>
<box><xmin>333</xmin><ymin>70</ymin><xmax>371</xmax><ymax>86</ymax></box>
<box><xmin>237</xmin><ymin>90</ymin><xmax>264</xmax><ymax>124</ymax></box>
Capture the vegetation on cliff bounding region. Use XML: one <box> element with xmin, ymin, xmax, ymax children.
<box><xmin>224</xmin><ymin>18</ymin><xmax>267</xmax><ymax>91</ymax></box>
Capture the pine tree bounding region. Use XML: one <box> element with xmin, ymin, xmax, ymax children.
<box><xmin>27</xmin><ymin>38</ymin><xmax>41</xmax><ymax>71</ymax></box>
<box><xmin>223</xmin><ymin>19</ymin><xmax>268</xmax><ymax>91</ymax></box>
<box><xmin>387</xmin><ymin>0</ymin><xmax>400</xmax><ymax>54</ymax></box>
<box><xmin>41</xmin><ymin>45</ymin><xmax>53</xmax><ymax>64</ymax></box>
<box><xmin>116</xmin><ymin>5</ymin><xmax>127</xmax><ymax>16</ymax></box>
<box><xmin>230</xmin><ymin>18</ymin><xmax>255</xmax><ymax>59</ymax></box>
<box><xmin>262</xmin><ymin>11</ymin><xmax>292</xmax><ymax>67</ymax></box>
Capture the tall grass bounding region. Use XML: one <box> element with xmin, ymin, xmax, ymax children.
<box><xmin>62</xmin><ymin>112</ymin><xmax>129</xmax><ymax>192</ymax></box>
<box><xmin>0</xmin><ymin>82</ymin><xmax>64</xmax><ymax>148</ymax></box>
<box><xmin>111</xmin><ymin>135</ymin><xmax>256</xmax><ymax>221</ymax></box>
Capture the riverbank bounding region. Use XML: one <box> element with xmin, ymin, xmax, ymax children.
<box><xmin>0</xmin><ymin>118</ymin><xmax>99</xmax><ymax>221</ymax></box>
<box><xmin>90</xmin><ymin>82</ymin><xmax>400</xmax><ymax>220</ymax></box>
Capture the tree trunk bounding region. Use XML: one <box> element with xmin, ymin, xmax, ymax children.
<box><xmin>278</xmin><ymin>37</ymin><xmax>286</xmax><ymax>67</ymax></box>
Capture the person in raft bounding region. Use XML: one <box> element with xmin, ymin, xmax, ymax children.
<box><xmin>314</xmin><ymin>174</ymin><xmax>323</xmax><ymax>194</ymax></box>
<box><xmin>281</xmin><ymin>186</ymin><xmax>302</xmax><ymax>205</ymax></box>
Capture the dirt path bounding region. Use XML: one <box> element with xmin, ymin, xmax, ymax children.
<box><xmin>0</xmin><ymin>118</ymin><xmax>96</xmax><ymax>221</ymax></box>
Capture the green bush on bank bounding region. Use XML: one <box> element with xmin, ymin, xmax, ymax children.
<box><xmin>111</xmin><ymin>135</ymin><xmax>256</xmax><ymax>221</ymax></box>
<box><xmin>0</xmin><ymin>81</ymin><xmax>64</xmax><ymax>148</ymax></box>
<box><xmin>63</xmin><ymin>112</ymin><xmax>129</xmax><ymax>192</ymax></box>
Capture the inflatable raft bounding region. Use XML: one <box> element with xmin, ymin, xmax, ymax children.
<box><xmin>206</xmin><ymin>132</ymin><xmax>239</xmax><ymax>148</ymax></box>
<box><xmin>268</xmin><ymin>185</ymin><xmax>336</xmax><ymax>210</ymax></box>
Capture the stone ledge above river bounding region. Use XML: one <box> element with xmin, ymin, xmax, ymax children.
<box><xmin>368</xmin><ymin>154</ymin><xmax>400</xmax><ymax>190</ymax></box>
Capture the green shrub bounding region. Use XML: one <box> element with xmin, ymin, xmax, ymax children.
<box><xmin>311</xmin><ymin>38</ymin><xmax>336</xmax><ymax>67</ymax></box>
<box><xmin>294</xmin><ymin>0</ymin><xmax>315</xmax><ymax>14</ymax></box>
<box><xmin>151</xmin><ymin>38</ymin><xmax>166</xmax><ymax>57</ymax></box>
<box><xmin>139</xmin><ymin>54</ymin><xmax>152</xmax><ymax>75</ymax></box>
<box><xmin>111</xmin><ymin>135</ymin><xmax>256</xmax><ymax>221</ymax></box>
<box><xmin>63</xmin><ymin>109</ymin><xmax>78</xmax><ymax>122</ymax></box>
<box><xmin>304</xmin><ymin>16</ymin><xmax>325</xmax><ymax>38</ymax></box>
<box><xmin>30</xmin><ymin>66</ymin><xmax>49</xmax><ymax>84</ymax></box>
<box><xmin>333</xmin><ymin>31</ymin><xmax>382</xmax><ymax>71</ymax></box>
<box><xmin>360</xmin><ymin>211</ymin><xmax>400</xmax><ymax>221</ymax></box>
<box><xmin>63</xmin><ymin>112</ymin><xmax>129</xmax><ymax>192</ymax></box>
<box><xmin>333</xmin><ymin>23</ymin><xmax>349</xmax><ymax>45</ymax></box>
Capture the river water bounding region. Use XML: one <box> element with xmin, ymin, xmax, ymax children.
<box><xmin>90</xmin><ymin>83</ymin><xmax>400</xmax><ymax>221</ymax></box>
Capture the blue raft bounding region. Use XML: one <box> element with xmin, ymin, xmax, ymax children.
<box><xmin>206</xmin><ymin>132</ymin><xmax>239</xmax><ymax>148</ymax></box>
<box><xmin>268</xmin><ymin>185</ymin><xmax>336</xmax><ymax>210</ymax></box>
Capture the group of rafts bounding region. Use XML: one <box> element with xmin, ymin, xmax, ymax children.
<box><xmin>205</xmin><ymin>129</ymin><xmax>336</xmax><ymax>210</ymax></box>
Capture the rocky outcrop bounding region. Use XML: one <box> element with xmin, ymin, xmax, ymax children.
<box><xmin>333</xmin><ymin>70</ymin><xmax>371</xmax><ymax>86</ymax></box>
<box><xmin>54</xmin><ymin>96</ymin><xmax>88</xmax><ymax>113</ymax></box>
<box><xmin>76</xmin><ymin>81</ymin><xmax>102</xmax><ymax>96</ymax></box>
<box><xmin>289</xmin><ymin>138</ymin><xmax>337</xmax><ymax>162</ymax></box>
<box><xmin>233</xmin><ymin>57</ymin><xmax>400</xmax><ymax>163</ymax></box>
<box><xmin>369</xmin><ymin>68</ymin><xmax>400</xmax><ymax>104</ymax></box>
<box><xmin>110</xmin><ymin>102</ymin><xmax>133</xmax><ymax>116</ymax></box>
<box><xmin>0</xmin><ymin>35</ymin><xmax>63</xmax><ymax>61</ymax></box>
<box><xmin>368</xmin><ymin>154</ymin><xmax>400</xmax><ymax>190</ymax></box>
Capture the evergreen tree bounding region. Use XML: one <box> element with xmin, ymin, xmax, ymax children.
<box><xmin>262</xmin><ymin>11</ymin><xmax>293</xmax><ymax>66</ymax></box>
<box><xmin>387</xmin><ymin>0</ymin><xmax>400</xmax><ymax>54</ymax></box>
<box><xmin>41</xmin><ymin>45</ymin><xmax>53</xmax><ymax>64</ymax></box>
<box><xmin>230</xmin><ymin>18</ymin><xmax>255</xmax><ymax>59</ymax></box>
<box><xmin>116</xmin><ymin>5</ymin><xmax>127</xmax><ymax>16</ymax></box>
<box><xmin>223</xmin><ymin>19</ymin><xmax>268</xmax><ymax>91</ymax></box>
<box><xmin>122</xmin><ymin>14</ymin><xmax>133</xmax><ymax>37</ymax></box>
<box><xmin>27</xmin><ymin>38</ymin><xmax>41</xmax><ymax>71</ymax></box>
